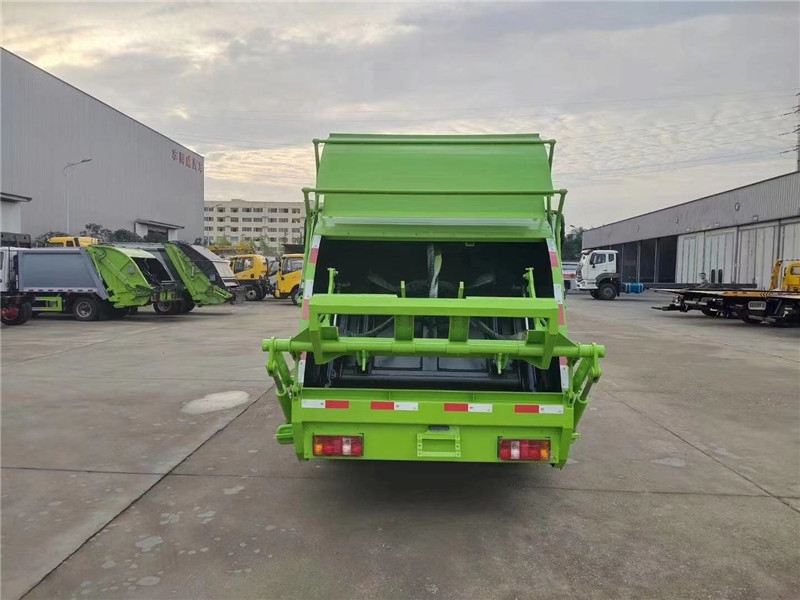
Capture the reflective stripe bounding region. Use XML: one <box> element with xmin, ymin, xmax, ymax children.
<box><xmin>559</xmin><ymin>357</ymin><xmax>569</xmax><ymax>391</ymax></box>
<box><xmin>301</xmin><ymin>399</ymin><xmax>350</xmax><ymax>409</ymax></box>
<box><xmin>370</xmin><ymin>401</ymin><xmax>418</xmax><ymax>411</ymax></box>
<box><xmin>297</xmin><ymin>352</ymin><xmax>307</xmax><ymax>385</ymax></box>
<box><xmin>309</xmin><ymin>235</ymin><xmax>322</xmax><ymax>264</ymax></box>
<box><xmin>514</xmin><ymin>404</ymin><xmax>565</xmax><ymax>414</ymax></box>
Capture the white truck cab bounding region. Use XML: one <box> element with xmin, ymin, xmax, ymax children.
<box><xmin>576</xmin><ymin>249</ymin><xmax>621</xmax><ymax>300</ymax></box>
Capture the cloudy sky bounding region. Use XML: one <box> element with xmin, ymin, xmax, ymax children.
<box><xmin>2</xmin><ymin>1</ymin><xmax>798</xmax><ymax>227</ymax></box>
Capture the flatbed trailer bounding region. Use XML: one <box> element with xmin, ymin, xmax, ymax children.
<box><xmin>655</xmin><ymin>288</ymin><xmax>800</xmax><ymax>325</ymax></box>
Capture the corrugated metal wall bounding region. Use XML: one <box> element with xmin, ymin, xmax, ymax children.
<box><xmin>583</xmin><ymin>171</ymin><xmax>800</xmax><ymax>248</ymax></box>
<box><xmin>1</xmin><ymin>50</ymin><xmax>204</xmax><ymax>241</ymax></box>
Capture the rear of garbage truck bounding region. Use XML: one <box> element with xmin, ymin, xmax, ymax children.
<box><xmin>264</xmin><ymin>134</ymin><xmax>604</xmax><ymax>466</ymax></box>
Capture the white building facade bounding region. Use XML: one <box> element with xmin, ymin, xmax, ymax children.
<box><xmin>1</xmin><ymin>49</ymin><xmax>204</xmax><ymax>242</ymax></box>
<box><xmin>203</xmin><ymin>199</ymin><xmax>305</xmax><ymax>245</ymax></box>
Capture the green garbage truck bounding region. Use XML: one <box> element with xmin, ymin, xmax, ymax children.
<box><xmin>113</xmin><ymin>242</ymin><xmax>235</xmax><ymax>314</ymax></box>
<box><xmin>264</xmin><ymin>134</ymin><xmax>605</xmax><ymax>465</ymax></box>
<box><xmin>1</xmin><ymin>245</ymin><xmax>177</xmax><ymax>322</ymax></box>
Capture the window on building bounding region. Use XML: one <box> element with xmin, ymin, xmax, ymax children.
<box><xmin>268</xmin><ymin>208</ymin><xmax>278</xmax><ymax>213</ymax></box>
<box><xmin>291</xmin><ymin>218</ymin><xmax>302</xmax><ymax>224</ymax></box>
<box><xmin>204</xmin><ymin>226</ymin><xmax>213</xmax><ymax>231</ymax></box>
<box><xmin>268</xmin><ymin>228</ymin><xmax>277</xmax><ymax>233</ymax></box>
<box><xmin>253</xmin><ymin>217</ymin><xmax>262</xmax><ymax>222</ymax></box>
<box><xmin>231</xmin><ymin>236</ymin><xmax>239</xmax><ymax>242</ymax></box>
<box><xmin>243</xmin><ymin>207</ymin><xmax>251</xmax><ymax>213</ymax></box>
<box><xmin>243</xmin><ymin>227</ymin><xmax>252</xmax><ymax>232</ymax></box>
<box><xmin>280</xmin><ymin>208</ymin><xmax>288</xmax><ymax>213</ymax></box>
<box><xmin>278</xmin><ymin>218</ymin><xmax>288</xmax><ymax>223</ymax></box>
<box><xmin>291</xmin><ymin>208</ymin><xmax>301</xmax><ymax>214</ymax></box>
<box><xmin>254</xmin><ymin>208</ymin><xmax>263</xmax><ymax>213</ymax></box>
<box><xmin>230</xmin><ymin>208</ymin><xmax>239</xmax><ymax>213</ymax></box>
<box><xmin>217</xmin><ymin>207</ymin><xmax>226</xmax><ymax>212</ymax></box>
<box><xmin>216</xmin><ymin>217</ymin><xmax>225</xmax><ymax>222</ymax></box>
<box><xmin>279</xmin><ymin>227</ymin><xmax>288</xmax><ymax>232</ymax></box>
<box><xmin>230</xmin><ymin>227</ymin><xmax>239</xmax><ymax>232</ymax></box>
<box><xmin>205</xmin><ymin>216</ymin><xmax>213</xmax><ymax>221</ymax></box>
<box><xmin>204</xmin><ymin>206</ymin><xmax>213</xmax><ymax>212</ymax></box>
<box><xmin>268</xmin><ymin>218</ymin><xmax>276</xmax><ymax>223</ymax></box>
<box><xmin>230</xmin><ymin>217</ymin><xmax>239</xmax><ymax>222</ymax></box>
<box><xmin>217</xmin><ymin>227</ymin><xmax>225</xmax><ymax>232</ymax></box>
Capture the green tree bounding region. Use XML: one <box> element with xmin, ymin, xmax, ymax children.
<box><xmin>562</xmin><ymin>226</ymin><xmax>585</xmax><ymax>261</ymax></box>
<box><xmin>80</xmin><ymin>223</ymin><xmax>112</xmax><ymax>241</ymax></box>
<box><xmin>109</xmin><ymin>229</ymin><xmax>144</xmax><ymax>242</ymax></box>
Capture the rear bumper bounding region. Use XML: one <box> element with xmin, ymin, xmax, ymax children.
<box><xmin>284</xmin><ymin>393</ymin><xmax>577</xmax><ymax>466</ymax></box>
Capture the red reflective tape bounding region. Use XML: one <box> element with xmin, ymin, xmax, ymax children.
<box><xmin>549</xmin><ymin>251</ymin><xmax>559</xmax><ymax>268</ymax></box>
<box><xmin>515</xmin><ymin>405</ymin><xmax>540</xmax><ymax>413</ymax></box>
<box><xmin>444</xmin><ymin>403</ymin><xmax>468</xmax><ymax>412</ymax></box>
<box><xmin>302</xmin><ymin>299</ymin><xmax>309</xmax><ymax>320</ymax></box>
<box><xmin>309</xmin><ymin>248</ymin><xmax>319</xmax><ymax>265</ymax></box>
<box><xmin>325</xmin><ymin>400</ymin><xmax>350</xmax><ymax>409</ymax></box>
<box><xmin>371</xmin><ymin>401</ymin><xmax>394</xmax><ymax>410</ymax></box>
<box><xmin>559</xmin><ymin>356</ymin><xmax>568</xmax><ymax>367</ymax></box>
<box><xmin>558</xmin><ymin>304</ymin><xmax>566</xmax><ymax>326</ymax></box>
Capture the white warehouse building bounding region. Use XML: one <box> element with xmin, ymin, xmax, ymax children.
<box><xmin>0</xmin><ymin>48</ymin><xmax>203</xmax><ymax>242</ymax></box>
<box><xmin>582</xmin><ymin>171</ymin><xmax>800</xmax><ymax>288</ymax></box>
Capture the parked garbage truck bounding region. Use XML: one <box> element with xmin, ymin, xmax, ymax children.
<box><xmin>113</xmin><ymin>242</ymin><xmax>235</xmax><ymax>313</ymax></box>
<box><xmin>172</xmin><ymin>243</ymin><xmax>245</xmax><ymax>303</ymax></box>
<box><xmin>263</xmin><ymin>133</ymin><xmax>605</xmax><ymax>465</ymax></box>
<box><xmin>0</xmin><ymin>246</ymin><xmax>177</xmax><ymax>322</ymax></box>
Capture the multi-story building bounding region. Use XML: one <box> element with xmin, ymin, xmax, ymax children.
<box><xmin>203</xmin><ymin>199</ymin><xmax>305</xmax><ymax>245</ymax></box>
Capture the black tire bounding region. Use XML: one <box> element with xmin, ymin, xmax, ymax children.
<box><xmin>244</xmin><ymin>286</ymin><xmax>260</xmax><ymax>301</ymax></box>
<box><xmin>2</xmin><ymin>302</ymin><xmax>32</xmax><ymax>325</ymax></box>
<box><xmin>110</xmin><ymin>307</ymin><xmax>129</xmax><ymax>319</ymax></box>
<box><xmin>182</xmin><ymin>300</ymin><xmax>196</xmax><ymax>313</ymax></box>
<box><xmin>72</xmin><ymin>296</ymin><xmax>101</xmax><ymax>322</ymax></box>
<box><xmin>590</xmin><ymin>291</ymin><xmax>599</xmax><ymax>299</ymax></box>
<box><xmin>598</xmin><ymin>282</ymin><xmax>617</xmax><ymax>301</ymax></box>
<box><xmin>701</xmin><ymin>308</ymin><xmax>717</xmax><ymax>317</ymax></box>
<box><xmin>154</xmin><ymin>301</ymin><xmax>182</xmax><ymax>315</ymax></box>
<box><xmin>740</xmin><ymin>311</ymin><xmax>761</xmax><ymax>325</ymax></box>
<box><xmin>290</xmin><ymin>286</ymin><xmax>300</xmax><ymax>306</ymax></box>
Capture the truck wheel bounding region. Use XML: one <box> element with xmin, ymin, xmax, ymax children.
<box><xmin>740</xmin><ymin>311</ymin><xmax>761</xmax><ymax>325</ymax></box>
<box><xmin>590</xmin><ymin>291</ymin><xmax>599</xmax><ymax>299</ymax></box>
<box><xmin>598</xmin><ymin>283</ymin><xmax>617</xmax><ymax>300</ymax></box>
<box><xmin>701</xmin><ymin>308</ymin><xmax>717</xmax><ymax>317</ymax></box>
<box><xmin>181</xmin><ymin>300</ymin><xmax>196</xmax><ymax>313</ymax></box>
<box><xmin>245</xmin><ymin>286</ymin><xmax>260</xmax><ymax>301</ymax></box>
<box><xmin>290</xmin><ymin>286</ymin><xmax>300</xmax><ymax>306</ymax></box>
<box><xmin>72</xmin><ymin>296</ymin><xmax>101</xmax><ymax>322</ymax></box>
<box><xmin>154</xmin><ymin>301</ymin><xmax>181</xmax><ymax>315</ymax></box>
<box><xmin>110</xmin><ymin>307</ymin><xmax>129</xmax><ymax>319</ymax></box>
<box><xmin>1</xmin><ymin>302</ymin><xmax>32</xmax><ymax>325</ymax></box>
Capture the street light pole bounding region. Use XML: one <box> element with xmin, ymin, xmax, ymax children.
<box><xmin>63</xmin><ymin>158</ymin><xmax>92</xmax><ymax>234</ymax></box>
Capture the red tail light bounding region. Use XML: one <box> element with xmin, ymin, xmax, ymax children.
<box><xmin>313</xmin><ymin>435</ymin><xmax>364</xmax><ymax>457</ymax></box>
<box><xmin>498</xmin><ymin>439</ymin><xmax>550</xmax><ymax>461</ymax></box>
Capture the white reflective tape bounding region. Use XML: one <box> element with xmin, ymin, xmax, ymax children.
<box><xmin>560</xmin><ymin>367</ymin><xmax>569</xmax><ymax>391</ymax></box>
<box><xmin>468</xmin><ymin>403</ymin><xmax>493</xmax><ymax>413</ymax></box>
<box><xmin>394</xmin><ymin>402</ymin><xmax>418</xmax><ymax>412</ymax></box>
<box><xmin>311</xmin><ymin>235</ymin><xmax>321</xmax><ymax>250</ymax></box>
<box><xmin>342</xmin><ymin>438</ymin><xmax>352</xmax><ymax>456</ymax></box>
<box><xmin>301</xmin><ymin>399</ymin><xmax>325</xmax><ymax>409</ymax></box>
<box><xmin>546</xmin><ymin>238</ymin><xmax>556</xmax><ymax>252</ymax></box>
<box><xmin>553</xmin><ymin>284</ymin><xmax>564</xmax><ymax>304</ymax></box>
<box><xmin>303</xmin><ymin>278</ymin><xmax>314</xmax><ymax>299</ymax></box>
<box><xmin>538</xmin><ymin>405</ymin><xmax>565</xmax><ymax>415</ymax></box>
<box><xmin>297</xmin><ymin>360</ymin><xmax>306</xmax><ymax>385</ymax></box>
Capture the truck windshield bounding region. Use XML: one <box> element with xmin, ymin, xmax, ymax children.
<box><xmin>282</xmin><ymin>258</ymin><xmax>303</xmax><ymax>274</ymax></box>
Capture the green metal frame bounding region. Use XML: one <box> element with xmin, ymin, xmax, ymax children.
<box><xmin>265</xmin><ymin>133</ymin><xmax>604</xmax><ymax>465</ymax></box>
<box><xmin>164</xmin><ymin>243</ymin><xmax>232</xmax><ymax>306</ymax></box>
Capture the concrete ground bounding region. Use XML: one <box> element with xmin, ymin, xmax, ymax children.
<box><xmin>2</xmin><ymin>292</ymin><xmax>798</xmax><ymax>599</ymax></box>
